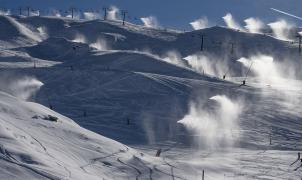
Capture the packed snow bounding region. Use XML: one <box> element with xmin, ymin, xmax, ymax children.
<box><xmin>0</xmin><ymin>14</ymin><xmax>302</xmax><ymax>180</ymax></box>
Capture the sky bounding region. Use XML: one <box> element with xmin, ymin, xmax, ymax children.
<box><xmin>1</xmin><ymin>0</ymin><xmax>302</xmax><ymax>30</ymax></box>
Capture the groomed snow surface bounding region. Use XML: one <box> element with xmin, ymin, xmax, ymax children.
<box><xmin>0</xmin><ymin>15</ymin><xmax>301</xmax><ymax>179</ymax></box>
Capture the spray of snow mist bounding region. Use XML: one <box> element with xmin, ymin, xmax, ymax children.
<box><xmin>268</xmin><ymin>19</ymin><xmax>293</xmax><ymax>41</ymax></box>
<box><xmin>178</xmin><ymin>95</ymin><xmax>241</xmax><ymax>149</ymax></box>
<box><xmin>222</xmin><ymin>13</ymin><xmax>242</xmax><ymax>30</ymax></box>
<box><xmin>184</xmin><ymin>54</ymin><xmax>228</xmax><ymax>78</ymax></box>
<box><xmin>237</xmin><ymin>55</ymin><xmax>281</xmax><ymax>85</ymax></box>
<box><xmin>107</xmin><ymin>6</ymin><xmax>120</xmax><ymax>20</ymax></box>
<box><xmin>140</xmin><ymin>16</ymin><xmax>160</xmax><ymax>28</ymax></box>
<box><xmin>190</xmin><ymin>17</ymin><xmax>209</xmax><ymax>30</ymax></box>
<box><xmin>73</xmin><ymin>33</ymin><xmax>87</xmax><ymax>43</ymax></box>
<box><xmin>90</xmin><ymin>38</ymin><xmax>109</xmax><ymax>51</ymax></box>
<box><xmin>244</xmin><ymin>17</ymin><xmax>264</xmax><ymax>34</ymax></box>
<box><xmin>0</xmin><ymin>77</ymin><xmax>44</xmax><ymax>101</ymax></box>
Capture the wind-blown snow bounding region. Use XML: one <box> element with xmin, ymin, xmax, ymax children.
<box><xmin>190</xmin><ymin>17</ymin><xmax>209</xmax><ymax>30</ymax></box>
<box><xmin>0</xmin><ymin>9</ymin><xmax>11</xmax><ymax>16</ymax></box>
<box><xmin>4</xmin><ymin>16</ymin><xmax>42</xmax><ymax>42</ymax></box>
<box><xmin>244</xmin><ymin>17</ymin><xmax>264</xmax><ymax>33</ymax></box>
<box><xmin>162</xmin><ymin>50</ymin><xmax>186</xmax><ymax>67</ymax></box>
<box><xmin>89</xmin><ymin>38</ymin><xmax>109</xmax><ymax>50</ymax></box>
<box><xmin>29</xmin><ymin>10</ymin><xmax>40</xmax><ymax>17</ymax></box>
<box><xmin>83</xmin><ymin>12</ymin><xmax>100</xmax><ymax>20</ymax></box>
<box><xmin>178</xmin><ymin>95</ymin><xmax>242</xmax><ymax>149</ymax></box>
<box><xmin>268</xmin><ymin>19</ymin><xmax>293</xmax><ymax>41</ymax></box>
<box><xmin>140</xmin><ymin>16</ymin><xmax>160</xmax><ymax>28</ymax></box>
<box><xmin>184</xmin><ymin>54</ymin><xmax>228</xmax><ymax>78</ymax></box>
<box><xmin>73</xmin><ymin>33</ymin><xmax>87</xmax><ymax>43</ymax></box>
<box><xmin>237</xmin><ymin>55</ymin><xmax>280</xmax><ymax>84</ymax></box>
<box><xmin>222</xmin><ymin>13</ymin><xmax>242</xmax><ymax>30</ymax></box>
<box><xmin>108</xmin><ymin>6</ymin><xmax>120</xmax><ymax>20</ymax></box>
<box><xmin>0</xmin><ymin>76</ymin><xmax>43</xmax><ymax>101</ymax></box>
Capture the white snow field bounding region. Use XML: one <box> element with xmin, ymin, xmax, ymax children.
<box><xmin>0</xmin><ymin>15</ymin><xmax>302</xmax><ymax>179</ymax></box>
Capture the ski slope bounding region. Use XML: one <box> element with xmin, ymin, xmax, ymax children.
<box><xmin>0</xmin><ymin>15</ymin><xmax>302</xmax><ymax>179</ymax></box>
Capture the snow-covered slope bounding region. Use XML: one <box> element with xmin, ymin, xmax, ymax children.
<box><xmin>0</xmin><ymin>90</ymin><xmax>202</xmax><ymax>180</ymax></box>
<box><xmin>0</xmin><ymin>15</ymin><xmax>302</xmax><ymax>179</ymax></box>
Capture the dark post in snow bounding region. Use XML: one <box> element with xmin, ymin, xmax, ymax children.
<box><xmin>126</xmin><ymin>117</ymin><xmax>130</xmax><ymax>125</ymax></box>
<box><xmin>201</xmin><ymin>34</ymin><xmax>204</xmax><ymax>51</ymax></box>
<box><xmin>19</xmin><ymin>7</ymin><xmax>22</xmax><ymax>16</ymax></box>
<box><xmin>27</xmin><ymin>7</ymin><xmax>30</xmax><ymax>17</ymax></box>
<box><xmin>296</xmin><ymin>35</ymin><xmax>302</xmax><ymax>54</ymax></box>
<box><xmin>103</xmin><ymin>7</ymin><xmax>108</xmax><ymax>20</ymax></box>
<box><xmin>191</xmin><ymin>34</ymin><xmax>205</xmax><ymax>51</ymax></box>
<box><xmin>202</xmin><ymin>170</ymin><xmax>205</xmax><ymax>180</ymax></box>
<box><xmin>121</xmin><ymin>10</ymin><xmax>128</xmax><ymax>26</ymax></box>
<box><xmin>70</xmin><ymin>7</ymin><xmax>75</xmax><ymax>19</ymax></box>
<box><xmin>269</xmin><ymin>133</ymin><xmax>272</xmax><ymax>145</ymax></box>
<box><xmin>155</xmin><ymin>148</ymin><xmax>162</xmax><ymax>157</ymax></box>
<box><xmin>230</xmin><ymin>42</ymin><xmax>236</xmax><ymax>55</ymax></box>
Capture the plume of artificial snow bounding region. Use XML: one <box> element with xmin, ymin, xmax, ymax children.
<box><xmin>73</xmin><ymin>33</ymin><xmax>87</xmax><ymax>43</ymax></box>
<box><xmin>107</xmin><ymin>6</ymin><xmax>120</xmax><ymax>20</ymax></box>
<box><xmin>90</xmin><ymin>38</ymin><xmax>109</xmax><ymax>50</ymax></box>
<box><xmin>190</xmin><ymin>17</ymin><xmax>209</xmax><ymax>30</ymax></box>
<box><xmin>244</xmin><ymin>17</ymin><xmax>264</xmax><ymax>33</ymax></box>
<box><xmin>268</xmin><ymin>19</ymin><xmax>293</xmax><ymax>41</ymax></box>
<box><xmin>178</xmin><ymin>95</ymin><xmax>241</xmax><ymax>149</ymax></box>
<box><xmin>222</xmin><ymin>13</ymin><xmax>242</xmax><ymax>30</ymax></box>
<box><xmin>0</xmin><ymin>9</ymin><xmax>11</xmax><ymax>15</ymax></box>
<box><xmin>83</xmin><ymin>12</ymin><xmax>100</xmax><ymax>20</ymax></box>
<box><xmin>140</xmin><ymin>16</ymin><xmax>160</xmax><ymax>28</ymax></box>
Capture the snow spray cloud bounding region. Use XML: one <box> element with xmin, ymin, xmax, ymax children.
<box><xmin>244</xmin><ymin>17</ymin><xmax>264</xmax><ymax>34</ymax></box>
<box><xmin>83</xmin><ymin>12</ymin><xmax>101</xmax><ymax>20</ymax></box>
<box><xmin>47</xmin><ymin>9</ymin><xmax>61</xmax><ymax>17</ymax></box>
<box><xmin>162</xmin><ymin>51</ymin><xmax>186</xmax><ymax>67</ymax></box>
<box><xmin>89</xmin><ymin>37</ymin><xmax>109</xmax><ymax>51</ymax></box>
<box><xmin>107</xmin><ymin>6</ymin><xmax>120</xmax><ymax>20</ymax></box>
<box><xmin>222</xmin><ymin>13</ymin><xmax>242</xmax><ymax>30</ymax></box>
<box><xmin>29</xmin><ymin>10</ymin><xmax>40</xmax><ymax>16</ymax></box>
<box><xmin>0</xmin><ymin>76</ymin><xmax>43</xmax><ymax>101</ymax></box>
<box><xmin>0</xmin><ymin>9</ymin><xmax>11</xmax><ymax>15</ymax></box>
<box><xmin>4</xmin><ymin>16</ymin><xmax>42</xmax><ymax>42</ymax></box>
<box><xmin>140</xmin><ymin>16</ymin><xmax>160</xmax><ymax>28</ymax></box>
<box><xmin>236</xmin><ymin>55</ymin><xmax>297</xmax><ymax>89</ymax></box>
<box><xmin>73</xmin><ymin>33</ymin><xmax>87</xmax><ymax>43</ymax></box>
<box><xmin>37</xmin><ymin>26</ymin><xmax>48</xmax><ymax>39</ymax></box>
<box><xmin>268</xmin><ymin>19</ymin><xmax>293</xmax><ymax>41</ymax></box>
<box><xmin>178</xmin><ymin>95</ymin><xmax>242</xmax><ymax>149</ymax></box>
<box><xmin>190</xmin><ymin>17</ymin><xmax>209</xmax><ymax>30</ymax></box>
<box><xmin>184</xmin><ymin>54</ymin><xmax>229</xmax><ymax>78</ymax></box>
<box><xmin>66</xmin><ymin>12</ymin><xmax>80</xmax><ymax>19</ymax></box>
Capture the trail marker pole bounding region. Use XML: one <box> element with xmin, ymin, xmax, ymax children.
<box><xmin>103</xmin><ymin>7</ymin><xmax>107</xmax><ymax>20</ymax></box>
<box><xmin>121</xmin><ymin>10</ymin><xmax>128</xmax><ymax>26</ymax></box>
<box><xmin>201</xmin><ymin>35</ymin><xmax>204</xmax><ymax>51</ymax></box>
<box><xmin>296</xmin><ymin>35</ymin><xmax>302</xmax><ymax>54</ymax></box>
<box><xmin>191</xmin><ymin>34</ymin><xmax>205</xmax><ymax>51</ymax></box>
<box><xmin>70</xmin><ymin>7</ymin><xmax>75</xmax><ymax>19</ymax></box>
<box><xmin>230</xmin><ymin>42</ymin><xmax>236</xmax><ymax>55</ymax></box>
<box><xmin>202</xmin><ymin>170</ymin><xmax>205</xmax><ymax>180</ymax></box>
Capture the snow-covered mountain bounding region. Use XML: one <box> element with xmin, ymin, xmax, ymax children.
<box><xmin>0</xmin><ymin>15</ymin><xmax>302</xmax><ymax>179</ymax></box>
